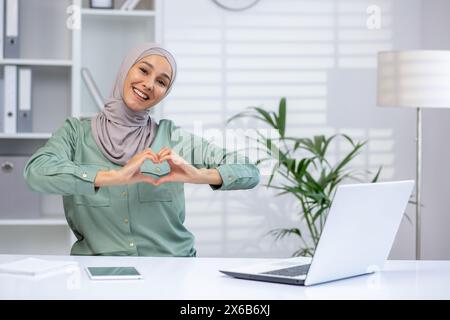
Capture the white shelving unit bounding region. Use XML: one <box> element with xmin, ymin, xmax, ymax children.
<box><xmin>0</xmin><ymin>0</ymin><xmax>161</xmax><ymax>254</ymax></box>
<box><xmin>81</xmin><ymin>8</ymin><xmax>156</xmax><ymax>17</ymax></box>
<box><xmin>0</xmin><ymin>218</ymin><xmax>67</xmax><ymax>226</ymax></box>
<box><xmin>0</xmin><ymin>133</ymin><xmax>52</xmax><ymax>139</ymax></box>
<box><xmin>0</xmin><ymin>59</ymin><xmax>73</xmax><ymax>66</ymax></box>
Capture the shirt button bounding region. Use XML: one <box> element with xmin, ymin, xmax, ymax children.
<box><xmin>129</xmin><ymin>242</ymin><xmax>134</xmax><ymax>247</ymax></box>
<box><xmin>124</xmin><ymin>218</ymin><xmax>129</xmax><ymax>224</ymax></box>
<box><xmin>155</xmin><ymin>167</ymin><xmax>161</xmax><ymax>173</ymax></box>
<box><xmin>121</xmin><ymin>191</ymin><xmax>128</xmax><ymax>197</ymax></box>
<box><xmin>228</xmin><ymin>176</ymin><xmax>234</xmax><ymax>181</ymax></box>
<box><xmin>82</xmin><ymin>173</ymin><xmax>87</xmax><ymax>178</ymax></box>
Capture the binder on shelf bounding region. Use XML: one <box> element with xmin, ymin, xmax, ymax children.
<box><xmin>119</xmin><ymin>0</ymin><xmax>133</xmax><ymax>10</ymax></box>
<box><xmin>4</xmin><ymin>0</ymin><xmax>20</xmax><ymax>58</ymax></box>
<box><xmin>89</xmin><ymin>0</ymin><xmax>113</xmax><ymax>9</ymax></box>
<box><xmin>0</xmin><ymin>63</ymin><xmax>3</xmax><ymax>132</ymax></box>
<box><xmin>3</xmin><ymin>65</ymin><xmax>17</xmax><ymax>134</ymax></box>
<box><xmin>17</xmin><ymin>67</ymin><xmax>32</xmax><ymax>133</ymax></box>
<box><xmin>121</xmin><ymin>0</ymin><xmax>141</xmax><ymax>10</ymax></box>
<box><xmin>0</xmin><ymin>0</ymin><xmax>5</xmax><ymax>60</ymax></box>
<box><xmin>81</xmin><ymin>67</ymin><xmax>105</xmax><ymax>111</ymax></box>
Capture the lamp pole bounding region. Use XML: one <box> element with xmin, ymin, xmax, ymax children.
<box><xmin>416</xmin><ymin>107</ymin><xmax>422</xmax><ymax>260</ymax></box>
<box><xmin>377</xmin><ymin>50</ymin><xmax>450</xmax><ymax>260</ymax></box>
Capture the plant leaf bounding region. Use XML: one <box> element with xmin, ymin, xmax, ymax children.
<box><xmin>371</xmin><ymin>166</ymin><xmax>383</xmax><ymax>182</ymax></box>
<box><xmin>278</xmin><ymin>97</ymin><xmax>286</xmax><ymax>138</ymax></box>
<box><xmin>253</xmin><ymin>107</ymin><xmax>278</xmax><ymax>129</ymax></box>
<box><xmin>266</xmin><ymin>228</ymin><xmax>302</xmax><ymax>240</ymax></box>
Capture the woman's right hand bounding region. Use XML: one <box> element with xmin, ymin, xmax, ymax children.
<box><xmin>94</xmin><ymin>148</ymin><xmax>159</xmax><ymax>187</ymax></box>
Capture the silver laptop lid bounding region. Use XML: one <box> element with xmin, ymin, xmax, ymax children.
<box><xmin>304</xmin><ymin>180</ymin><xmax>414</xmax><ymax>286</ymax></box>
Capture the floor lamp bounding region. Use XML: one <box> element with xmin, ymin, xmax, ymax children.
<box><xmin>377</xmin><ymin>50</ymin><xmax>450</xmax><ymax>260</ymax></box>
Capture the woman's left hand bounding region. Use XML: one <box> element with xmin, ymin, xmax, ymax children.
<box><xmin>154</xmin><ymin>147</ymin><xmax>222</xmax><ymax>186</ymax></box>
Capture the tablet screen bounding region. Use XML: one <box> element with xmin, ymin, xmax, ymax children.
<box><xmin>86</xmin><ymin>267</ymin><xmax>142</xmax><ymax>280</ymax></box>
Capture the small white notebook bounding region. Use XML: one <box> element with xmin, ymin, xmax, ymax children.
<box><xmin>0</xmin><ymin>258</ymin><xmax>79</xmax><ymax>276</ymax></box>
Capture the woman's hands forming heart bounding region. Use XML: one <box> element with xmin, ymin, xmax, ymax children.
<box><xmin>95</xmin><ymin>147</ymin><xmax>223</xmax><ymax>187</ymax></box>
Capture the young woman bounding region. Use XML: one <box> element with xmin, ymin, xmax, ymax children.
<box><xmin>24</xmin><ymin>43</ymin><xmax>260</xmax><ymax>257</ymax></box>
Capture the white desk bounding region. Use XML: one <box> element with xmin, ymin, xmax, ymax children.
<box><xmin>0</xmin><ymin>254</ymin><xmax>450</xmax><ymax>299</ymax></box>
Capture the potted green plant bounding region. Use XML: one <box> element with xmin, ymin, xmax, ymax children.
<box><xmin>227</xmin><ymin>97</ymin><xmax>382</xmax><ymax>257</ymax></box>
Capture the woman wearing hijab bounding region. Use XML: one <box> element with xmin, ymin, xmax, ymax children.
<box><xmin>24</xmin><ymin>43</ymin><xmax>260</xmax><ymax>257</ymax></box>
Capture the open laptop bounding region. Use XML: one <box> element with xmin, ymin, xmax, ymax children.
<box><xmin>220</xmin><ymin>180</ymin><xmax>414</xmax><ymax>286</ymax></box>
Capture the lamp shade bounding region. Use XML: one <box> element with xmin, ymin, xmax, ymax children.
<box><xmin>377</xmin><ymin>50</ymin><xmax>450</xmax><ymax>109</ymax></box>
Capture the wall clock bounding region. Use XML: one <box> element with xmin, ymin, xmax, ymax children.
<box><xmin>212</xmin><ymin>0</ymin><xmax>260</xmax><ymax>11</ymax></box>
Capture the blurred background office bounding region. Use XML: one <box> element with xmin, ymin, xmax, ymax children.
<box><xmin>0</xmin><ymin>0</ymin><xmax>449</xmax><ymax>260</ymax></box>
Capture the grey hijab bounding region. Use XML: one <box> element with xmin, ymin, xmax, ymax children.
<box><xmin>91</xmin><ymin>43</ymin><xmax>177</xmax><ymax>165</ymax></box>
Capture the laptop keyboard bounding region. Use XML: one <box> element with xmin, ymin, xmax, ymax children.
<box><xmin>261</xmin><ymin>264</ymin><xmax>311</xmax><ymax>277</ymax></box>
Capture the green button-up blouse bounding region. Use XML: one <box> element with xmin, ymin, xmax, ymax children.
<box><xmin>24</xmin><ymin>117</ymin><xmax>260</xmax><ymax>256</ymax></box>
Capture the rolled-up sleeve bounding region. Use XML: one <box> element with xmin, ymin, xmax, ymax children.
<box><xmin>168</xmin><ymin>121</ymin><xmax>260</xmax><ymax>191</ymax></box>
<box><xmin>211</xmin><ymin>163</ymin><xmax>260</xmax><ymax>191</ymax></box>
<box><xmin>24</xmin><ymin>117</ymin><xmax>104</xmax><ymax>196</ymax></box>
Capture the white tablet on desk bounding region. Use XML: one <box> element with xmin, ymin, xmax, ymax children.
<box><xmin>85</xmin><ymin>266</ymin><xmax>143</xmax><ymax>280</ymax></box>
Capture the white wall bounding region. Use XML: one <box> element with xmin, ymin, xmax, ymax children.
<box><xmin>420</xmin><ymin>0</ymin><xmax>450</xmax><ymax>259</ymax></box>
<box><xmin>158</xmin><ymin>0</ymin><xmax>450</xmax><ymax>259</ymax></box>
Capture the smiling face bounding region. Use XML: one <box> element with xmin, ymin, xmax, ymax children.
<box><xmin>123</xmin><ymin>55</ymin><xmax>173</xmax><ymax>112</ymax></box>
